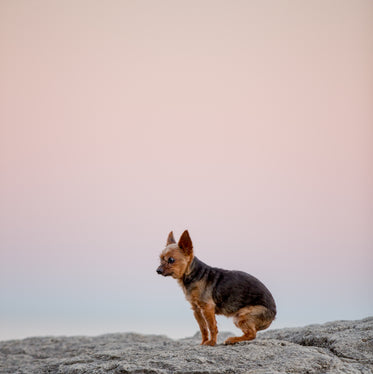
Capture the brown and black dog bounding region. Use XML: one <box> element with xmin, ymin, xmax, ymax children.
<box><xmin>156</xmin><ymin>230</ymin><xmax>276</xmax><ymax>346</ymax></box>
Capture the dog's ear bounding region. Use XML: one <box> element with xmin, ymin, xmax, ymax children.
<box><xmin>166</xmin><ymin>231</ymin><xmax>176</xmax><ymax>245</ymax></box>
<box><xmin>178</xmin><ymin>230</ymin><xmax>193</xmax><ymax>256</ymax></box>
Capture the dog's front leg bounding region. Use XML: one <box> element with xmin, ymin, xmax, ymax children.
<box><xmin>200</xmin><ymin>303</ymin><xmax>218</xmax><ymax>346</ymax></box>
<box><xmin>191</xmin><ymin>304</ymin><xmax>209</xmax><ymax>344</ymax></box>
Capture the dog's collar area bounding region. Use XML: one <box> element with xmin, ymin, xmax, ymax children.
<box><xmin>183</xmin><ymin>257</ymin><xmax>208</xmax><ymax>286</ymax></box>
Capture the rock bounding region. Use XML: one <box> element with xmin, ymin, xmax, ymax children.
<box><xmin>0</xmin><ymin>317</ymin><xmax>372</xmax><ymax>374</ymax></box>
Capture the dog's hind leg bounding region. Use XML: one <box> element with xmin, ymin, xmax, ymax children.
<box><xmin>225</xmin><ymin>305</ymin><xmax>274</xmax><ymax>345</ymax></box>
<box><xmin>225</xmin><ymin>318</ymin><xmax>256</xmax><ymax>345</ymax></box>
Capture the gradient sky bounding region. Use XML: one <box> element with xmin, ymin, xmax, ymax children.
<box><xmin>0</xmin><ymin>1</ymin><xmax>372</xmax><ymax>341</ymax></box>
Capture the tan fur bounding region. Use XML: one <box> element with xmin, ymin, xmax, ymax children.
<box><xmin>159</xmin><ymin>245</ymin><xmax>193</xmax><ymax>279</ymax></box>
<box><xmin>225</xmin><ymin>305</ymin><xmax>272</xmax><ymax>344</ymax></box>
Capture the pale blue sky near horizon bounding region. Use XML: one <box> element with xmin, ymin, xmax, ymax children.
<box><xmin>1</xmin><ymin>0</ymin><xmax>372</xmax><ymax>341</ymax></box>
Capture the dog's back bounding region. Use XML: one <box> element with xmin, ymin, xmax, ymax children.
<box><xmin>213</xmin><ymin>268</ymin><xmax>276</xmax><ymax>318</ymax></box>
<box><xmin>183</xmin><ymin>256</ymin><xmax>276</xmax><ymax>318</ymax></box>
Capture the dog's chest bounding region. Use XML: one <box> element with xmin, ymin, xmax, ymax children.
<box><xmin>179</xmin><ymin>279</ymin><xmax>213</xmax><ymax>305</ymax></box>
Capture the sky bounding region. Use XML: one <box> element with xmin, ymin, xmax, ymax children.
<box><xmin>0</xmin><ymin>0</ymin><xmax>372</xmax><ymax>341</ymax></box>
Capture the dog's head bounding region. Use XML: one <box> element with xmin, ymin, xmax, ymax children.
<box><xmin>156</xmin><ymin>230</ymin><xmax>194</xmax><ymax>279</ymax></box>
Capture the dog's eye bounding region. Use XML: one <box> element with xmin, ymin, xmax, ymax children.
<box><xmin>168</xmin><ymin>257</ymin><xmax>175</xmax><ymax>264</ymax></box>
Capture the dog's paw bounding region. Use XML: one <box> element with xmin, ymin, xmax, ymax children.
<box><xmin>224</xmin><ymin>336</ymin><xmax>240</xmax><ymax>345</ymax></box>
<box><xmin>202</xmin><ymin>339</ymin><xmax>216</xmax><ymax>346</ymax></box>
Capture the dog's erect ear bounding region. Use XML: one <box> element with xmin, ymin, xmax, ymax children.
<box><xmin>166</xmin><ymin>231</ymin><xmax>176</xmax><ymax>245</ymax></box>
<box><xmin>178</xmin><ymin>230</ymin><xmax>193</xmax><ymax>256</ymax></box>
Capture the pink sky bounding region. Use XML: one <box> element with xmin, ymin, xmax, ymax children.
<box><xmin>0</xmin><ymin>0</ymin><xmax>372</xmax><ymax>340</ymax></box>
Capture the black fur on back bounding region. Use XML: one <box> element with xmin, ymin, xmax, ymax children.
<box><xmin>183</xmin><ymin>257</ymin><xmax>277</xmax><ymax>317</ymax></box>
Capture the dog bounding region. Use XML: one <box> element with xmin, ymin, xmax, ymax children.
<box><xmin>156</xmin><ymin>230</ymin><xmax>276</xmax><ymax>346</ymax></box>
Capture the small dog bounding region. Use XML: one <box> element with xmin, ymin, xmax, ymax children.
<box><xmin>156</xmin><ymin>230</ymin><xmax>277</xmax><ymax>346</ymax></box>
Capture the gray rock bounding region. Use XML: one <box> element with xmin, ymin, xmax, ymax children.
<box><xmin>0</xmin><ymin>317</ymin><xmax>372</xmax><ymax>374</ymax></box>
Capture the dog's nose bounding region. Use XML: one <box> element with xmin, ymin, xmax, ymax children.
<box><xmin>156</xmin><ymin>267</ymin><xmax>163</xmax><ymax>275</ymax></box>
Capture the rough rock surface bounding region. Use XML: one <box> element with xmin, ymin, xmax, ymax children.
<box><xmin>0</xmin><ymin>317</ymin><xmax>372</xmax><ymax>374</ymax></box>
